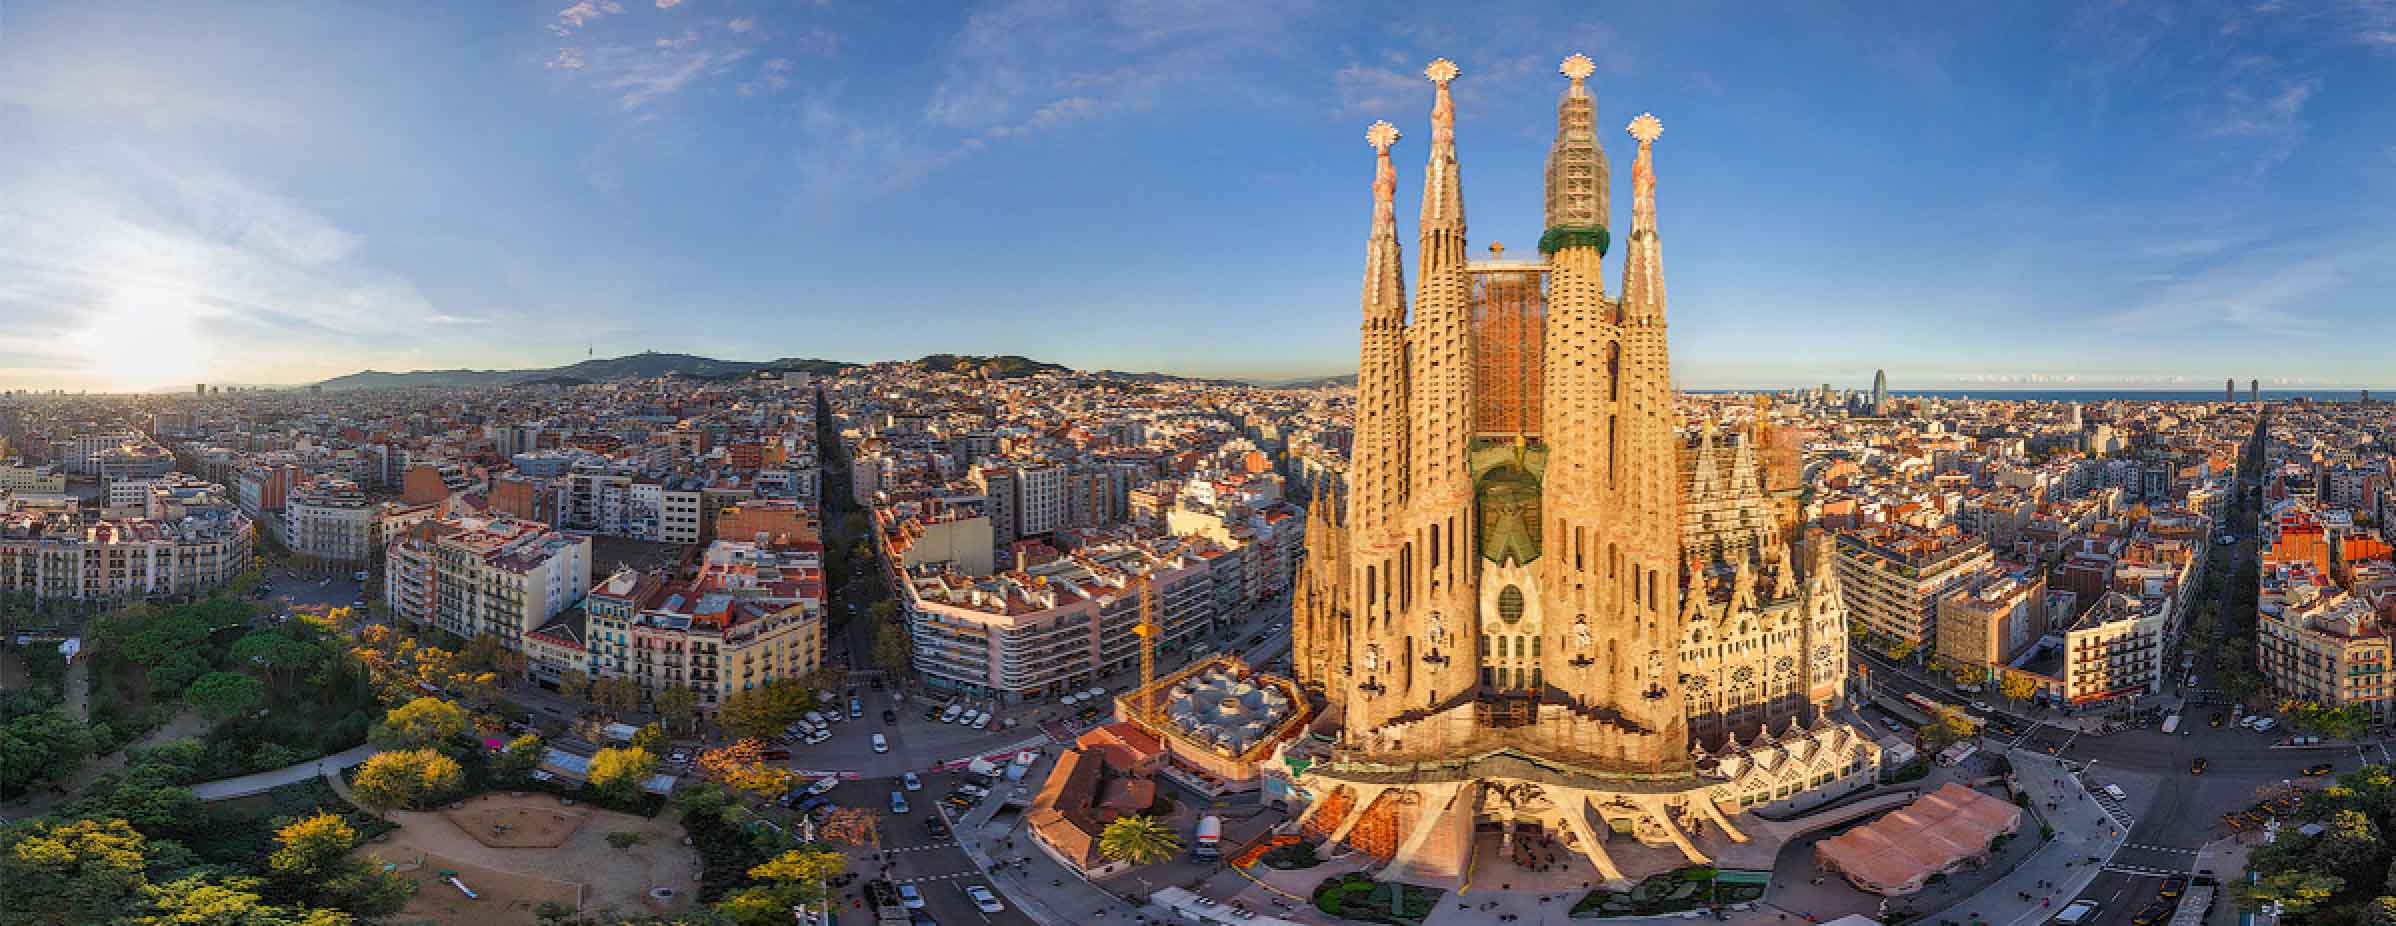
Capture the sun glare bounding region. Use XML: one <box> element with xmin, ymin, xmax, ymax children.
<box><xmin>68</xmin><ymin>287</ymin><xmax>215</xmax><ymax>392</ymax></box>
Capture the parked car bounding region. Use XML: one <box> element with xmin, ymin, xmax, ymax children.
<box><xmin>2304</xmin><ymin>763</ymin><xmax>2336</xmax><ymax>776</ymax></box>
<box><xmin>902</xmin><ymin>772</ymin><xmax>922</xmax><ymax>791</ymax></box>
<box><xmin>872</xmin><ymin>733</ymin><xmax>889</xmax><ymax>753</ymax></box>
<box><xmin>2054</xmin><ymin>900</ymin><xmax>2100</xmax><ymax>926</ymax></box>
<box><xmin>965</xmin><ymin>885</ymin><xmax>1004</xmax><ymax>914</ymax></box>
<box><xmin>897</xmin><ymin>883</ymin><xmax>925</xmax><ymax>909</ymax></box>
<box><xmin>2159</xmin><ymin>878</ymin><xmax>2186</xmax><ymax>900</ymax></box>
<box><xmin>941</xmin><ymin>704</ymin><xmax>964</xmax><ymax>723</ymax></box>
<box><xmin>761</xmin><ymin>748</ymin><xmax>792</xmax><ymax>761</ymax></box>
<box><xmin>972</xmin><ymin>712</ymin><xmax>993</xmax><ymax>730</ymax></box>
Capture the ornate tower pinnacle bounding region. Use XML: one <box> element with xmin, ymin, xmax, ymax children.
<box><xmin>1420</xmin><ymin>58</ymin><xmax>1464</xmax><ymax>233</ymax></box>
<box><xmin>1367</xmin><ymin>120</ymin><xmax>1402</xmax><ymax>244</ymax></box>
<box><xmin>1541</xmin><ymin>53</ymin><xmax>1608</xmax><ymax>255</ymax></box>
<box><xmin>1628</xmin><ymin>113</ymin><xmax>1662</xmax><ymax>233</ymax></box>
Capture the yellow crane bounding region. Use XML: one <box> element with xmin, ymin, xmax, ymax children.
<box><xmin>1133</xmin><ymin>576</ymin><xmax>1160</xmax><ymax>726</ymax></box>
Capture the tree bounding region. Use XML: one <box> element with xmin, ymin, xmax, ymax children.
<box><xmin>716</xmin><ymin>680</ymin><xmax>814</xmax><ymax>740</ymax></box>
<box><xmin>1917</xmin><ymin>705</ymin><xmax>1979</xmax><ymax>750</ymax></box>
<box><xmin>557</xmin><ymin>669</ymin><xmax>591</xmax><ymax>703</ymax></box>
<box><xmin>587</xmin><ymin>746</ymin><xmax>658</xmax><ymax>803</ymax></box>
<box><xmin>873</xmin><ymin>620</ymin><xmax>910</xmax><ymax>673</ymax></box>
<box><xmin>350</xmin><ymin>748</ymin><xmax>464</xmax><ymax>812</ymax></box>
<box><xmin>750</xmin><ymin>846</ymin><xmax>845</xmax><ymax>895</ymax></box>
<box><xmin>134</xmin><ymin>874</ymin><xmax>354</xmax><ymax>926</ymax></box>
<box><xmin>229</xmin><ymin>629</ymin><xmax>320</xmax><ymax>692</ymax></box>
<box><xmin>494</xmin><ymin>733</ymin><xmax>545</xmax><ymax>784</ymax></box>
<box><xmin>0</xmin><ymin>817</ymin><xmax>152</xmax><ymax>924</ymax></box>
<box><xmin>591</xmin><ymin>678</ymin><xmax>642</xmax><ymax>714</ymax></box>
<box><xmin>146</xmin><ymin>651</ymin><xmax>212</xmax><ymax>699</ymax></box>
<box><xmin>268</xmin><ymin>813</ymin><xmax>358</xmax><ymax>884</ymax></box>
<box><xmin>1</xmin><ymin>709</ymin><xmax>96</xmax><ymax>798</ymax></box>
<box><xmin>630</xmin><ymin>722</ymin><xmax>667</xmax><ymax>755</ymax></box>
<box><xmin>696</xmin><ymin>739</ymin><xmax>794</xmax><ymax>797</ymax></box>
<box><xmin>2236</xmin><ymin>870</ymin><xmax>2343</xmax><ymax>916</ymax></box>
<box><xmin>1998</xmin><ymin>672</ymin><xmax>2040</xmax><ymax>702</ymax></box>
<box><xmin>721</xmin><ymin>847</ymin><xmax>848</xmax><ymax>925</ymax></box>
<box><xmin>183</xmin><ymin>672</ymin><xmax>267</xmax><ymax>722</ymax></box>
<box><xmin>1886</xmin><ymin>640</ymin><xmax>1918</xmax><ymax>661</ymax></box>
<box><xmin>655</xmin><ymin>686</ymin><xmax>700</xmax><ymax>735</ymax></box>
<box><xmin>373</xmin><ymin>696</ymin><xmax>467</xmax><ymax>749</ymax></box>
<box><xmin>1097</xmin><ymin>814</ymin><xmax>1183</xmax><ymax>865</ymax></box>
<box><xmin>820</xmin><ymin>807</ymin><xmax>882</xmax><ymax>850</ymax></box>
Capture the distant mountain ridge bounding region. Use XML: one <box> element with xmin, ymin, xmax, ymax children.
<box><xmin>315</xmin><ymin>352</ymin><xmax>851</xmax><ymax>391</ymax></box>
<box><xmin>313</xmin><ymin>351</ymin><xmax>1259</xmax><ymax>391</ymax></box>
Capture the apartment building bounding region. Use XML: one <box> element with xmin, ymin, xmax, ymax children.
<box><xmin>1935</xmin><ymin>572</ymin><xmax>2048</xmax><ymax>672</ymax></box>
<box><xmin>0</xmin><ymin>506</ymin><xmax>253</xmax><ymax>602</ymax></box>
<box><xmin>581</xmin><ymin>540</ymin><xmax>825</xmax><ymax>711</ymax></box>
<box><xmin>0</xmin><ymin>463</ymin><xmax>66</xmax><ymax>495</ymax></box>
<box><xmin>384</xmin><ymin>515</ymin><xmax>590</xmax><ymax>650</ymax></box>
<box><xmin>898</xmin><ymin>535</ymin><xmax>1219</xmax><ymax>701</ymax></box>
<box><xmin>1834</xmin><ymin>525</ymin><xmax>1994</xmax><ymax>651</ymax></box>
<box><xmin>284</xmin><ymin>477</ymin><xmax>376</xmax><ymax>564</ymax></box>
<box><xmin>2062</xmin><ymin>591</ymin><xmax>2169</xmax><ymax>706</ymax></box>
<box><xmin>2258</xmin><ymin>585</ymin><xmax>2393</xmax><ymax>721</ymax></box>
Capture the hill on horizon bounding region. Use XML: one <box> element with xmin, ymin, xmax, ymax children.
<box><xmin>313</xmin><ymin>351</ymin><xmax>1261</xmax><ymax>391</ymax></box>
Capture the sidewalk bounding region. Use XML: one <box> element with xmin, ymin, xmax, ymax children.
<box><xmin>189</xmin><ymin>743</ymin><xmax>379</xmax><ymax>801</ymax></box>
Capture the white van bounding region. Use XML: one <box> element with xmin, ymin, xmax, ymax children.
<box><xmin>2101</xmin><ymin>784</ymin><xmax>2128</xmax><ymax>802</ymax></box>
<box><xmin>2053</xmin><ymin>900</ymin><xmax>2100</xmax><ymax>925</ymax></box>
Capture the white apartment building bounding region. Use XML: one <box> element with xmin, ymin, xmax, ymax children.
<box><xmin>284</xmin><ymin>478</ymin><xmax>377</xmax><ymax>564</ymax></box>
<box><xmin>0</xmin><ymin>464</ymin><xmax>66</xmax><ymax>495</ymax></box>
<box><xmin>386</xmin><ymin>515</ymin><xmax>591</xmax><ymax>650</ymax></box>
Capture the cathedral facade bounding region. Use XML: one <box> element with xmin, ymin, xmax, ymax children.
<box><xmin>1289</xmin><ymin>55</ymin><xmax>1874</xmax><ymax>886</ymax></box>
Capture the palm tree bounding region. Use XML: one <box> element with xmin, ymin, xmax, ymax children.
<box><xmin>1098</xmin><ymin>815</ymin><xmax>1183</xmax><ymax>865</ymax></box>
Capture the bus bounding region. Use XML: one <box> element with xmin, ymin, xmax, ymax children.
<box><xmin>1903</xmin><ymin>692</ymin><xmax>1944</xmax><ymax>715</ymax></box>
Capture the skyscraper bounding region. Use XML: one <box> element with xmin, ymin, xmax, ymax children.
<box><xmin>2251</xmin><ymin>378</ymin><xmax>2261</xmax><ymax>404</ymax></box>
<box><xmin>1291</xmin><ymin>55</ymin><xmax>1876</xmax><ymax>884</ymax></box>
<box><xmin>2226</xmin><ymin>378</ymin><xmax>2236</xmax><ymax>403</ymax></box>
<box><xmin>1870</xmin><ymin>369</ymin><xmax>1889</xmax><ymax>416</ymax></box>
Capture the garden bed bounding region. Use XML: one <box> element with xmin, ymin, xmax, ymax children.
<box><xmin>1570</xmin><ymin>867</ymin><xmax>1766</xmax><ymax>918</ymax></box>
<box><xmin>1312</xmin><ymin>872</ymin><xmax>1444</xmax><ymax>925</ymax></box>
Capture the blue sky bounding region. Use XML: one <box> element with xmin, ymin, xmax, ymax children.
<box><xmin>4</xmin><ymin>1</ymin><xmax>2394</xmax><ymax>392</ymax></box>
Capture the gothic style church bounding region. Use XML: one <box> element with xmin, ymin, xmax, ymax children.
<box><xmin>1288</xmin><ymin>55</ymin><xmax>1875</xmax><ymax>884</ymax></box>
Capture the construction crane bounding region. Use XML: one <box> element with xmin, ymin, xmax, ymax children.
<box><xmin>1133</xmin><ymin>576</ymin><xmax>1160</xmax><ymax>726</ymax></box>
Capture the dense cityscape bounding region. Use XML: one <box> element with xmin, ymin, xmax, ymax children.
<box><xmin>8</xmin><ymin>4</ymin><xmax>2396</xmax><ymax>926</ymax></box>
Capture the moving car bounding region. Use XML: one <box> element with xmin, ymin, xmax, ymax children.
<box><xmin>890</xmin><ymin>791</ymin><xmax>910</xmax><ymax>814</ymax></box>
<box><xmin>2304</xmin><ymin>763</ymin><xmax>2336</xmax><ymax>776</ymax></box>
<box><xmin>2054</xmin><ymin>900</ymin><xmax>2101</xmax><ymax>926</ymax></box>
<box><xmin>2189</xmin><ymin>757</ymin><xmax>2208</xmax><ymax>775</ymax></box>
<box><xmin>897</xmin><ymin>883</ymin><xmax>925</xmax><ymax>909</ymax></box>
<box><xmin>883</xmin><ymin>709</ymin><xmax>898</xmax><ymax>724</ymax></box>
<box><xmin>964</xmin><ymin>885</ymin><xmax>1004</xmax><ymax>914</ymax></box>
<box><xmin>924</xmin><ymin>816</ymin><xmax>949</xmax><ymax>838</ymax></box>
<box><xmin>902</xmin><ymin>772</ymin><xmax>922</xmax><ymax>791</ymax></box>
<box><xmin>871</xmin><ymin>733</ymin><xmax>889</xmax><ymax>753</ymax></box>
<box><xmin>850</xmin><ymin>697</ymin><xmax>864</xmax><ymax>719</ymax></box>
<box><xmin>2131</xmin><ymin>902</ymin><xmax>2171</xmax><ymax>926</ymax></box>
<box><xmin>2210</xmin><ymin>713</ymin><xmax>2225</xmax><ymax>728</ymax></box>
<box><xmin>2159</xmin><ymin>878</ymin><xmax>2185</xmax><ymax>900</ymax></box>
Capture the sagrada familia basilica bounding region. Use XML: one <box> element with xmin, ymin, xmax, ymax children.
<box><xmin>1287</xmin><ymin>54</ymin><xmax>1881</xmax><ymax>884</ymax></box>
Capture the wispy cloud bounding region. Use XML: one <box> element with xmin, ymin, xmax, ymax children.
<box><xmin>547</xmin><ymin>8</ymin><xmax>835</xmax><ymax>108</ymax></box>
<box><xmin>551</xmin><ymin>0</ymin><xmax>625</xmax><ymax>36</ymax></box>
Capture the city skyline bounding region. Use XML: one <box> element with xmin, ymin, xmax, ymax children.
<box><xmin>7</xmin><ymin>1</ymin><xmax>2396</xmax><ymax>392</ymax></box>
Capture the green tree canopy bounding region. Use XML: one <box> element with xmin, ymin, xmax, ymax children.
<box><xmin>182</xmin><ymin>672</ymin><xmax>266</xmax><ymax>722</ymax></box>
<box><xmin>715</xmin><ymin>679</ymin><xmax>814</xmax><ymax>740</ymax></box>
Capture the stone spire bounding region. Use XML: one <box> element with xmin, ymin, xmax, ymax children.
<box><xmin>1621</xmin><ymin>113</ymin><xmax>1666</xmax><ymax>322</ymax></box>
<box><xmin>1348</xmin><ymin>121</ymin><xmax>1411</xmax><ymax>550</ymax></box>
<box><xmin>1409</xmin><ymin>58</ymin><xmax>1475</xmax><ymax>531</ymax></box>
<box><xmin>1608</xmin><ymin>111</ymin><xmax>1683</xmax><ymax>738</ymax></box>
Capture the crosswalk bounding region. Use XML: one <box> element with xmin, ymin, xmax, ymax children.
<box><xmin>2103</xmin><ymin>863</ymin><xmax>2187</xmax><ymax>879</ymax></box>
<box><xmin>894</xmin><ymin>870</ymin><xmax>979</xmax><ymax>884</ymax></box>
<box><xmin>2120</xmin><ymin>844</ymin><xmax>2196</xmax><ymax>856</ymax></box>
<box><xmin>888</xmin><ymin>842</ymin><xmax>958</xmax><ymax>854</ymax></box>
